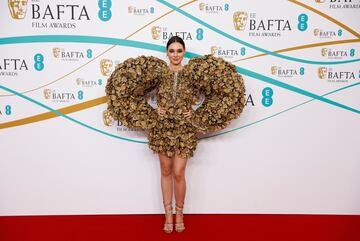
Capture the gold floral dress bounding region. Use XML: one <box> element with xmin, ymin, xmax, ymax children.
<box><xmin>105</xmin><ymin>55</ymin><xmax>246</xmax><ymax>159</ymax></box>
<box><xmin>147</xmin><ymin>69</ymin><xmax>199</xmax><ymax>158</ymax></box>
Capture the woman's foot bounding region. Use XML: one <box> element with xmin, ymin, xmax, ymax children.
<box><xmin>163</xmin><ymin>201</ymin><xmax>173</xmax><ymax>233</ymax></box>
<box><xmin>175</xmin><ymin>203</ymin><xmax>185</xmax><ymax>232</ymax></box>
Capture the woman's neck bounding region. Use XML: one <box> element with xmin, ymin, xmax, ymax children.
<box><xmin>169</xmin><ymin>63</ymin><xmax>183</xmax><ymax>72</ymax></box>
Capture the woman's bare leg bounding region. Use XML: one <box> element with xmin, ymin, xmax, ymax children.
<box><xmin>173</xmin><ymin>153</ymin><xmax>188</xmax><ymax>224</ymax></box>
<box><xmin>159</xmin><ymin>153</ymin><xmax>173</xmax><ymax>224</ymax></box>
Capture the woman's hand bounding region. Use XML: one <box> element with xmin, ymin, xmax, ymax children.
<box><xmin>156</xmin><ymin>107</ymin><xmax>166</xmax><ymax>117</ymax></box>
<box><xmin>183</xmin><ymin>109</ymin><xmax>192</xmax><ymax>119</ymax></box>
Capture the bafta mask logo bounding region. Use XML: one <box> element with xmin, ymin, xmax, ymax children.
<box><xmin>76</xmin><ymin>78</ymin><xmax>82</xmax><ymax>85</ymax></box>
<box><xmin>271</xmin><ymin>66</ymin><xmax>278</xmax><ymax>75</ymax></box>
<box><xmin>314</xmin><ymin>28</ymin><xmax>320</xmax><ymax>36</ymax></box>
<box><xmin>43</xmin><ymin>89</ymin><xmax>51</xmax><ymax>99</ymax></box>
<box><xmin>318</xmin><ymin>67</ymin><xmax>327</xmax><ymax>79</ymax></box>
<box><xmin>128</xmin><ymin>6</ymin><xmax>134</xmax><ymax>13</ymax></box>
<box><xmin>8</xmin><ymin>0</ymin><xmax>28</xmax><ymax>19</ymax></box>
<box><xmin>199</xmin><ymin>3</ymin><xmax>205</xmax><ymax>11</ymax></box>
<box><xmin>100</xmin><ymin>59</ymin><xmax>113</xmax><ymax>76</ymax></box>
<box><xmin>315</xmin><ymin>0</ymin><xmax>325</xmax><ymax>3</ymax></box>
<box><xmin>210</xmin><ymin>46</ymin><xmax>218</xmax><ymax>55</ymax></box>
<box><xmin>52</xmin><ymin>48</ymin><xmax>61</xmax><ymax>58</ymax></box>
<box><xmin>151</xmin><ymin>26</ymin><xmax>161</xmax><ymax>40</ymax></box>
<box><xmin>321</xmin><ymin>48</ymin><xmax>328</xmax><ymax>57</ymax></box>
<box><xmin>103</xmin><ymin>110</ymin><xmax>114</xmax><ymax>126</ymax></box>
<box><xmin>233</xmin><ymin>11</ymin><xmax>248</xmax><ymax>31</ymax></box>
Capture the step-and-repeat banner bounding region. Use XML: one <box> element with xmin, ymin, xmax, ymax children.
<box><xmin>0</xmin><ymin>0</ymin><xmax>359</xmax><ymax>215</ymax></box>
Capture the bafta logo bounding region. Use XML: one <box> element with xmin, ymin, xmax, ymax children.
<box><xmin>233</xmin><ymin>11</ymin><xmax>248</xmax><ymax>31</ymax></box>
<box><xmin>321</xmin><ymin>48</ymin><xmax>328</xmax><ymax>57</ymax></box>
<box><xmin>199</xmin><ymin>3</ymin><xmax>205</xmax><ymax>11</ymax></box>
<box><xmin>318</xmin><ymin>67</ymin><xmax>327</xmax><ymax>79</ymax></box>
<box><xmin>43</xmin><ymin>89</ymin><xmax>51</xmax><ymax>99</ymax></box>
<box><xmin>128</xmin><ymin>6</ymin><xmax>134</xmax><ymax>13</ymax></box>
<box><xmin>271</xmin><ymin>66</ymin><xmax>278</xmax><ymax>75</ymax></box>
<box><xmin>103</xmin><ymin>110</ymin><xmax>114</xmax><ymax>126</ymax></box>
<box><xmin>52</xmin><ymin>48</ymin><xmax>60</xmax><ymax>58</ymax></box>
<box><xmin>100</xmin><ymin>59</ymin><xmax>113</xmax><ymax>76</ymax></box>
<box><xmin>76</xmin><ymin>78</ymin><xmax>82</xmax><ymax>85</ymax></box>
<box><xmin>8</xmin><ymin>0</ymin><xmax>28</xmax><ymax>19</ymax></box>
<box><xmin>151</xmin><ymin>26</ymin><xmax>161</xmax><ymax>40</ymax></box>
<box><xmin>210</xmin><ymin>46</ymin><xmax>218</xmax><ymax>55</ymax></box>
<box><xmin>314</xmin><ymin>28</ymin><xmax>320</xmax><ymax>36</ymax></box>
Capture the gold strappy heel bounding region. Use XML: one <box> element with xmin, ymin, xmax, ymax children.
<box><xmin>175</xmin><ymin>203</ymin><xmax>185</xmax><ymax>232</ymax></box>
<box><xmin>163</xmin><ymin>201</ymin><xmax>173</xmax><ymax>234</ymax></box>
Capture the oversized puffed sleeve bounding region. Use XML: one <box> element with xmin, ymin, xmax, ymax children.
<box><xmin>185</xmin><ymin>54</ymin><xmax>246</xmax><ymax>133</ymax></box>
<box><xmin>105</xmin><ymin>55</ymin><xmax>168</xmax><ymax>129</ymax></box>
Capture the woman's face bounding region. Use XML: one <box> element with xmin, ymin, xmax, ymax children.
<box><xmin>166</xmin><ymin>42</ymin><xmax>185</xmax><ymax>66</ymax></box>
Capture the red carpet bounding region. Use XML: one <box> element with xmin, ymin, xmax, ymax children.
<box><xmin>1</xmin><ymin>214</ymin><xmax>359</xmax><ymax>241</ymax></box>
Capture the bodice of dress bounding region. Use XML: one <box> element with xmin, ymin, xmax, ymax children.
<box><xmin>146</xmin><ymin>70</ymin><xmax>205</xmax><ymax>111</ymax></box>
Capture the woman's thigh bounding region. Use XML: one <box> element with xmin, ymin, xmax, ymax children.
<box><xmin>159</xmin><ymin>153</ymin><xmax>173</xmax><ymax>175</ymax></box>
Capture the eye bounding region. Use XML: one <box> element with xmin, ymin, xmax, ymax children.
<box><xmin>169</xmin><ymin>49</ymin><xmax>174</xmax><ymax>53</ymax></box>
<box><xmin>177</xmin><ymin>49</ymin><xmax>183</xmax><ymax>53</ymax></box>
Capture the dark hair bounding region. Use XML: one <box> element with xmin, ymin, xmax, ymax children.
<box><xmin>166</xmin><ymin>36</ymin><xmax>185</xmax><ymax>50</ymax></box>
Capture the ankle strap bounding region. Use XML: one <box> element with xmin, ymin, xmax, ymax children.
<box><xmin>175</xmin><ymin>203</ymin><xmax>184</xmax><ymax>209</ymax></box>
<box><xmin>163</xmin><ymin>201</ymin><xmax>173</xmax><ymax>210</ymax></box>
<box><xmin>175</xmin><ymin>203</ymin><xmax>184</xmax><ymax>214</ymax></box>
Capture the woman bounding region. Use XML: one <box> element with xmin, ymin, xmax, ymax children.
<box><xmin>105</xmin><ymin>36</ymin><xmax>246</xmax><ymax>234</ymax></box>
<box><xmin>154</xmin><ymin>36</ymin><xmax>190</xmax><ymax>234</ymax></box>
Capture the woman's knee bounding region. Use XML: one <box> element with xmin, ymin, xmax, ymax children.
<box><xmin>159</xmin><ymin>154</ymin><xmax>173</xmax><ymax>176</ymax></box>
<box><xmin>161</xmin><ymin>166</ymin><xmax>172</xmax><ymax>176</ymax></box>
<box><xmin>173</xmin><ymin>169</ymin><xmax>185</xmax><ymax>182</ymax></box>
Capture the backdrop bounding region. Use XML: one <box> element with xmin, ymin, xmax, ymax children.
<box><xmin>0</xmin><ymin>0</ymin><xmax>359</xmax><ymax>216</ymax></box>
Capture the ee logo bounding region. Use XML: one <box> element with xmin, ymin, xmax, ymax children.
<box><xmin>262</xmin><ymin>87</ymin><xmax>273</xmax><ymax>107</ymax></box>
